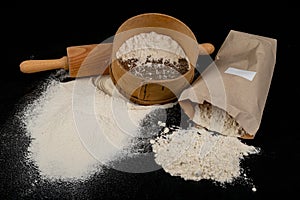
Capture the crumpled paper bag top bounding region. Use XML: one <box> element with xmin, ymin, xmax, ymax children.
<box><xmin>179</xmin><ymin>30</ymin><xmax>277</xmax><ymax>139</ymax></box>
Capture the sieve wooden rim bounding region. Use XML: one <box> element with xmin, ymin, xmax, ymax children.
<box><xmin>115</xmin><ymin>12</ymin><xmax>197</xmax><ymax>41</ymax></box>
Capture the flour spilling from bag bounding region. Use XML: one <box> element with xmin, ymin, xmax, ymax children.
<box><xmin>179</xmin><ymin>30</ymin><xmax>277</xmax><ymax>138</ymax></box>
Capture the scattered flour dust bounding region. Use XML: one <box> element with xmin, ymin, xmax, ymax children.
<box><xmin>21</xmin><ymin>72</ymin><xmax>171</xmax><ymax>180</ymax></box>
<box><xmin>151</xmin><ymin>126</ymin><xmax>260</xmax><ymax>185</ymax></box>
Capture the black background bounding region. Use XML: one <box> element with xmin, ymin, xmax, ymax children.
<box><xmin>0</xmin><ymin>1</ymin><xmax>298</xmax><ymax>199</ymax></box>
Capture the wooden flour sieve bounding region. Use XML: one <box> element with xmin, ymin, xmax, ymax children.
<box><xmin>110</xmin><ymin>13</ymin><xmax>214</xmax><ymax>105</ymax></box>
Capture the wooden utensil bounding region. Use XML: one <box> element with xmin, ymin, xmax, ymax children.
<box><xmin>19</xmin><ymin>43</ymin><xmax>214</xmax><ymax>78</ymax></box>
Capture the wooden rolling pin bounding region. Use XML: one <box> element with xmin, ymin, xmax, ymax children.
<box><xmin>20</xmin><ymin>43</ymin><xmax>215</xmax><ymax>78</ymax></box>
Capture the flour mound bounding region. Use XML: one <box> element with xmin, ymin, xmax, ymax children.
<box><xmin>21</xmin><ymin>73</ymin><xmax>170</xmax><ymax>180</ymax></box>
<box><xmin>152</xmin><ymin>127</ymin><xmax>260</xmax><ymax>184</ymax></box>
<box><xmin>22</xmin><ymin>78</ymin><xmax>100</xmax><ymax>180</ymax></box>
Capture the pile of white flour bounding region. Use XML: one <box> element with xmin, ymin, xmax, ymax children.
<box><xmin>21</xmin><ymin>72</ymin><xmax>173</xmax><ymax>180</ymax></box>
<box><xmin>151</xmin><ymin>125</ymin><xmax>260</xmax><ymax>185</ymax></box>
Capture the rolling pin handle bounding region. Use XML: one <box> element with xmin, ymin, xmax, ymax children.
<box><xmin>20</xmin><ymin>56</ymin><xmax>68</xmax><ymax>73</ymax></box>
<box><xmin>198</xmin><ymin>43</ymin><xmax>215</xmax><ymax>55</ymax></box>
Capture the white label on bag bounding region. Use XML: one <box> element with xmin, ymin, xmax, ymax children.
<box><xmin>224</xmin><ymin>67</ymin><xmax>257</xmax><ymax>81</ymax></box>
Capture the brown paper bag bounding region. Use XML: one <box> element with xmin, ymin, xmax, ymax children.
<box><xmin>178</xmin><ymin>30</ymin><xmax>277</xmax><ymax>139</ymax></box>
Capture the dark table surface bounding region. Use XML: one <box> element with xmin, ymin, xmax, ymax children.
<box><xmin>1</xmin><ymin>1</ymin><xmax>298</xmax><ymax>199</ymax></box>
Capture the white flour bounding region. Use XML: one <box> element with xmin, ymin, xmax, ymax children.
<box><xmin>116</xmin><ymin>31</ymin><xmax>191</xmax><ymax>80</ymax></box>
<box><xmin>151</xmin><ymin>126</ymin><xmax>260</xmax><ymax>184</ymax></box>
<box><xmin>193</xmin><ymin>102</ymin><xmax>246</xmax><ymax>137</ymax></box>
<box><xmin>21</xmin><ymin>73</ymin><xmax>173</xmax><ymax>180</ymax></box>
<box><xmin>116</xmin><ymin>31</ymin><xmax>187</xmax><ymax>60</ymax></box>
